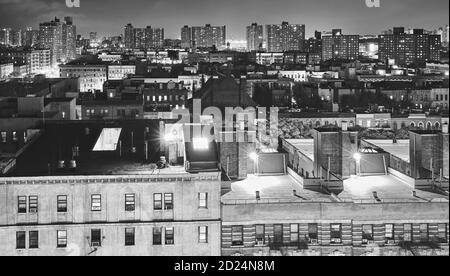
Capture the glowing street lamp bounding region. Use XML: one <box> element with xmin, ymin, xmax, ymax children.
<box><xmin>353</xmin><ymin>153</ymin><xmax>362</xmax><ymax>176</ymax></box>
<box><xmin>249</xmin><ymin>152</ymin><xmax>258</xmax><ymax>161</ymax></box>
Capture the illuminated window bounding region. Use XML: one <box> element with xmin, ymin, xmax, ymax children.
<box><xmin>125</xmin><ymin>194</ymin><xmax>135</xmax><ymax>212</ymax></box>
<box><xmin>164</xmin><ymin>193</ymin><xmax>173</xmax><ymax>210</ymax></box>
<box><xmin>385</xmin><ymin>224</ymin><xmax>394</xmax><ymax>243</ymax></box>
<box><xmin>29</xmin><ymin>196</ymin><xmax>38</xmax><ymax>213</ymax></box>
<box><xmin>199</xmin><ymin>226</ymin><xmax>208</xmax><ymax>243</ymax></box>
<box><xmin>290</xmin><ymin>224</ymin><xmax>299</xmax><ymax>243</ymax></box>
<box><xmin>330</xmin><ymin>224</ymin><xmax>342</xmax><ymax>244</ymax></box>
<box><xmin>165</xmin><ymin>227</ymin><xmax>174</xmax><ymax>245</ymax></box>
<box><xmin>57</xmin><ymin>195</ymin><xmax>68</xmax><ymax>213</ymax></box>
<box><xmin>198</xmin><ymin>193</ymin><xmax>208</xmax><ymax>209</ymax></box>
<box><xmin>91</xmin><ymin>195</ymin><xmax>101</xmax><ymax>212</ymax></box>
<box><xmin>1</xmin><ymin>131</ymin><xmax>6</xmax><ymax>143</ymax></box>
<box><xmin>18</xmin><ymin>196</ymin><xmax>27</xmax><ymax>214</ymax></box>
<box><xmin>231</xmin><ymin>226</ymin><xmax>244</xmax><ymax>246</ymax></box>
<box><xmin>193</xmin><ymin>138</ymin><xmax>209</xmax><ymax>150</ymax></box>
<box><xmin>57</xmin><ymin>230</ymin><xmax>67</xmax><ymax>248</ymax></box>
<box><xmin>153</xmin><ymin>193</ymin><xmax>162</xmax><ymax>210</ymax></box>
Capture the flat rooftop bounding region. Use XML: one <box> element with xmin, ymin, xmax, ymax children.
<box><xmin>221</xmin><ymin>173</ymin><xmax>448</xmax><ymax>204</ymax></box>
<box><xmin>285</xmin><ymin>139</ymin><xmax>314</xmax><ymax>161</ymax></box>
<box><xmin>364</xmin><ymin>139</ymin><xmax>410</xmax><ymax>162</ymax></box>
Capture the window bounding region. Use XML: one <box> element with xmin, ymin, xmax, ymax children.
<box><xmin>16</xmin><ymin>231</ymin><xmax>26</xmax><ymax>249</ymax></box>
<box><xmin>165</xmin><ymin>227</ymin><xmax>174</xmax><ymax>245</ymax></box>
<box><xmin>385</xmin><ymin>224</ymin><xmax>394</xmax><ymax>243</ymax></box>
<box><xmin>29</xmin><ymin>196</ymin><xmax>38</xmax><ymax>213</ymax></box>
<box><xmin>199</xmin><ymin>226</ymin><xmax>208</xmax><ymax>243</ymax></box>
<box><xmin>290</xmin><ymin>224</ymin><xmax>299</xmax><ymax>243</ymax></box>
<box><xmin>153</xmin><ymin>194</ymin><xmax>162</xmax><ymax>210</ymax></box>
<box><xmin>404</xmin><ymin>224</ymin><xmax>412</xmax><ymax>242</ymax></box>
<box><xmin>12</xmin><ymin>131</ymin><xmax>18</xmax><ymax>141</ymax></box>
<box><xmin>419</xmin><ymin>224</ymin><xmax>429</xmax><ymax>241</ymax></box>
<box><xmin>91</xmin><ymin>229</ymin><xmax>102</xmax><ymax>247</ymax></box>
<box><xmin>164</xmin><ymin>193</ymin><xmax>173</xmax><ymax>210</ymax></box>
<box><xmin>91</xmin><ymin>195</ymin><xmax>101</xmax><ymax>212</ymax></box>
<box><xmin>255</xmin><ymin>225</ymin><xmax>265</xmax><ymax>245</ymax></box>
<box><xmin>57</xmin><ymin>230</ymin><xmax>67</xmax><ymax>248</ymax></box>
<box><xmin>273</xmin><ymin>224</ymin><xmax>283</xmax><ymax>244</ymax></box>
<box><xmin>231</xmin><ymin>226</ymin><xmax>244</xmax><ymax>246</ymax></box>
<box><xmin>125</xmin><ymin>228</ymin><xmax>135</xmax><ymax>246</ymax></box>
<box><xmin>362</xmin><ymin>225</ymin><xmax>374</xmax><ymax>244</ymax></box>
<box><xmin>153</xmin><ymin>227</ymin><xmax>162</xmax><ymax>245</ymax></box>
<box><xmin>437</xmin><ymin>224</ymin><xmax>448</xmax><ymax>243</ymax></box>
<box><xmin>1</xmin><ymin>131</ymin><xmax>6</xmax><ymax>143</ymax></box>
<box><xmin>57</xmin><ymin>195</ymin><xmax>67</xmax><ymax>213</ymax></box>
<box><xmin>125</xmin><ymin>194</ymin><xmax>135</xmax><ymax>212</ymax></box>
<box><xmin>18</xmin><ymin>196</ymin><xmax>27</xmax><ymax>214</ymax></box>
<box><xmin>199</xmin><ymin>193</ymin><xmax>208</xmax><ymax>209</ymax></box>
<box><xmin>308</xmin><ymin>224</ymin><xmax>319</xmax><ymax>243</ymax></box>
<box><xmin>330</xmin><ymin>224</ymin><xmax>342</xmax><ymax>244</ymax></box>
<box><xmin>29</xmin><ymin>231</ymin><xmax>39</xmax><ymax>249</ymax></box>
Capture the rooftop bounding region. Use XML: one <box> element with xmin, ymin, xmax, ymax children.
<box><xmin>221</xmin><ymin>173</ymin><xmax>448</xmax><ymax>205</ymax></box>
<box><xmin>285</xmin><ymin>139</ymin><xmax>314</xmax><ymax>161</ymax></box>
<box><xmin>364</xmin><ymin>139</ymin><xmax>410</xmax><ymax>162</ymax></box>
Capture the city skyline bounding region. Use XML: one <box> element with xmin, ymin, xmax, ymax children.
<box><xmin>0</xmin><ymin>0</ymin><xmax>448</xmax><ymax>40</ymax></box>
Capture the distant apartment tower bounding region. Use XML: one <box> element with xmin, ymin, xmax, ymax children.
<box><xmin>0</xmin><ymin>28</ymin><xmax>12</xmax><ymax>46</ymax></box>
<box><xmin>124</xmin><ymin>24</ymin><xmax>135</xmax><ymax>49</ymax></box>
<box><xmin>182</xmin><ymin>25</ymin><xmax>226</xmax><ymax>49</ymax></box>
<box><xmin>322</xmin><ymin>29</ymin><xmax>359</xmax><ymax>61</ymax></box>
<box><xmin>23</xmin><ymin>27</ymin><xmax>39</xmax><ymax>47</ymax></box>
<box><xmin>246</xmin><ymin>23</ymin><xmax>263</xmax><ymax>51</ymax></box>
<box><xmin>266</xmin><ymin>22</ymin><xmax>305</xmax><ymax>52</ymax></box>
<box><xmin>378</xmin><ymin>27</ymin><xmax>441</xmax><ymax>66</ymax></box>
<box><xmin>89</xmin><ymin>32</ymin><xmax>97</xmax><ymax>43</ymax></box>
<box><xmin>144</xmin><ymin>26</ymin><xmax>165</xmax><ymax>49</ymax></box>
<box><xmin>39</xmin><ymin>17</ymin><xmax>77</xmax><ymax>65</ymax></box>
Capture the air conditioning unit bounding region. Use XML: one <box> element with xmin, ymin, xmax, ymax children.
<box><xmin>91</xmin><ymin>242</ymin><xmax>101</xmax><ymax>247</ymax></box>
<box><xmin>362</xmin><ymin>239</ymin><xmax>368</xmax><ymax>244</ymax></box>
<box><xmin>309</xmin><ymin>239</ymin><xmax>318</xmax><ymax>245</ymax></box>
<box><xmin>256</xmin><ymin>240</ymin><xmax>265</xmax><ymax>246</ymax></box>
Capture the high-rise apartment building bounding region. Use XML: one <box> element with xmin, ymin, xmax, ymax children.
<box><xmin>124</xmin><ymin>24</ymin><xmax>164</xmax><ymax>49</ymax></box>
<box><xmin>124</xmin><ymin>24</ymin><xmax>135</xmax><ymax>49</ymax></box>
<box><xmin>246</xmin><ymin>23</ymin><xmax>264</xmax><ymax>51</ymax></box>
<box><xmin>322</xmin><ymin>29</ymin><xmax>359</xmax><ymax>61</ymax></box>
<box><xmin>378</xmin><ymin>27</ymin><xmax>441</xmax><ymax>65</ymax></box>
<box><xmin>266</xmin><ymin>22</ymin><xmax>305</xmax><ymax>52</ymax></box>
<box><xmin>0</xmin><ymin>28</ymin><xmax>12</xmax><ymax>46</ymax></box>
<box><xmin>182</xmin><ymin>25</ymin><xmax>226</xmax><ymax>49</ymax></box>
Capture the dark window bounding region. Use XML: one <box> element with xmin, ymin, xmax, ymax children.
<box><xmin>91</xmin><ymin>195</ymin><xmax>101</xmax><ymax>212</ymax></box>
<box><xmin>91</xmin><ymin>229</ymin><xmax>102</xmax><ymax>247</ymax></box>
<box><xmin>404</xmin><ymin>224</ymin><xmax>412</xmax><ymax>242</ymax></box>
<box><xmin>16</xmin><ymin>231</ymin><xmax>26</xmax><ymax>249</ymax></box>
<box><xmin>273</xmin><ymin>224</ymin><xmax>283</xmax><ymax>244</ymax></box>
<box><xmin>437</xmin><ymin>224</ymin><xmax>448</xmax><ymax>243</ymax></box>
<box><xmin>18</xmin><ymin>196</ymin><xmax>27</xmax><ymax>214</ymax></box>
<box><xmin>362</xmin><ymin>225</ymin><xmax>374</xmax><ymax>244</ymax></box>
<box><xmin>255</xmin><ymin>225</ymin><xmax>265</xmax><ymax>245</ymax></box>
<box><xmin>29</xmin><ymin>231</ymin><xmax>39</xmax><ymax>249</ymax></box>
<box><xmin>125</xmin><ymin>228</ymin><xmax>135</xmax><ymax>246</ymax></box>
<box><xmin>165</xmin><ymin>227</ymin><xmax>174</xmax><ymax>245</ymax></box>
<box><xmin>199</xmin><ymin>193</ymin><xmax>208</xmax><ymax>209</ymax></box>
<box><xmin>28</xmin><ymin>196</ymin><xmax>38</xmax><ymax>213</ymax></box>
<box><xmin>331</xmin><ymin>224</ymin><xmax>342</xmax><ymax>244</ymax></box>
<box><xmin>419</xmin><ymin>224</ymin><xmax>429</xmax><ymax>241</ymax></box>
<box><xmin>57</xmin><ymin>230</ymin><xmax>67</xmax><ymax>248</ymax></box>
<box><xmin>231</xmin><ymin>226</ymin><xmax>244</xmax><ymax>246</ymax></box>
<box><xmin>290</xmin><ymin>224</ymin><xmax>299</xmax><ymax>243</ymax></box>
<box><xmin>125</xmin><ymin>194</ymin><xmax>135</xmax><ymax>212</ymax></box>
<box><xmin>164</xmin><ymin>193</ymin><xmax>173</xmax><ymax>210</ymax></box>
<box><xmin>153</xmin><ymin>227</ymin><xmax>162</xmax><ymax>245</ymax></box>
<box><xmin>199</xmin><ymin>226</ymin><xmax>208</xmax><ymax>243</ymax></box>
<box><xmin>308</xmin><ymin>223</ymin><xmax>319</xmax><ymax>242</ymax></box>
<box><xmin>153</xmin><ymin>194</ymin><xmax>162</xmax><ymax>210</ymax></box>
<box><xmin>57</xmin><ymin>195</ymin><xmax>68</xmax><ymax>213</ymax></box>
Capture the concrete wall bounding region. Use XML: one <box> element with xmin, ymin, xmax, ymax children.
<box><xmin>0</xmin><ymin>172</ymin><xmax>221</xmax><ymax>256</ymax></box>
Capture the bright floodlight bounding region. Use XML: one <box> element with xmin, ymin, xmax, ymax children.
<box><xmin>353</xmin><ymin>153</ymin><xmax>362</xmax><ymax>161</ymax></box>
<box><xmin>193</xmin><ymin>138</ymin><xmax>209</xmax><ymax>150</ymax></box>
<box><xmin>249</xmin><ymin>152</ymin><xmax>258</xmax><ymax>161</ymax></box>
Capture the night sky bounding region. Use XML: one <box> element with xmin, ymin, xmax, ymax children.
<box><xmin>0</xmin><ymin>0</ymin><xmax>448</xmax><ymax>39</ymax></box>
